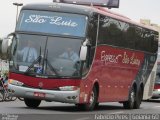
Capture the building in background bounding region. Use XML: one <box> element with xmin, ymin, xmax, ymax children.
<box><xmin>140</xmin><ymin>19</ymin><xmax>160</xmax><ymax>41</ymax></box>
<box><xmin>140</xmin><ymin>19</ymin><xmax>151</xmax><ymax>26</ymax></box>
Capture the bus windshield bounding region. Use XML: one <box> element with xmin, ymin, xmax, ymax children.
<box><xmin>10</xmin><ymin>34</ymin><xmax>82</xmax><ymax>78</ymax></box>
<box><xmin>16</xmin><ymin>10</ymin><xmax>88</xmax><ymax>37</ymax></box>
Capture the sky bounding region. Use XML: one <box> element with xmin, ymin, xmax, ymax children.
<box><xmin>0</xmin><ymin>0</ymin><xmax>160</xmax><ymax>38</ymax></box>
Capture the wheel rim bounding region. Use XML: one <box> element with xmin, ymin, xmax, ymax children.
<box><xmin>89</xmin><ymin>91</ymin><xmax>94</xmax><ymax>105</ymax></box>
<box><xmin>130</xmin><ymin>90</ymin><xmax>135</xmax><ymax>106</ymax></box>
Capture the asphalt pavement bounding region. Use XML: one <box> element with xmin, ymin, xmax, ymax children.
<box><xmin>0</xmin><ymin>99</ymin><xmax>160</xmax><ymax>120</ymax></box>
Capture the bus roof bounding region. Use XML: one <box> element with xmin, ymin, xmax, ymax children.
<box><xmin>94</xmin><ymin>7</ymin><xmax>158</xmax><ymax>32</ymax></box>
<box><xmin>22</xmin><ymin>2</ymin><xmax>158</xmax><ymax>33</ymax></box>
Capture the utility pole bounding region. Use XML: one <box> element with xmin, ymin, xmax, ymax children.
<box><xmin>13</xmin><ymin>3</ymin><xmax>23</xmax><ymax>26</ymax></box>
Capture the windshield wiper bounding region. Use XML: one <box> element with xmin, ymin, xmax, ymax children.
<box><xmin>25</xmin><ymin>46</ymin><xmax>42</xmax><ymax>74</ymax></box>
<box><xmin>24</xmin><ymin>47</ymin><xmax>59</xmax><ymax>77</ymax></box>
<box><xmin>24</xmin><ymin>55</ymin><xmax>42</xmax><ymax>74</ymax></box>
<box><xmin>45</xmin><ymin>49</ymin><xmax>60</xmax><ymax>77</ymax></box>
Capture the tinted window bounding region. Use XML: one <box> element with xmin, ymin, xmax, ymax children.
<box><xmin>98</xmin><ymin>15</ymin><xmax>130</xmax><ymax>48</ymax></box>
<box><xmin>135</xmin><ymin>27</ymin><xmax>158</xmax><ymax>53</ymax></box>
<box><xmin>98</xmin><ymin>14</ymin><xmax>158</xmax><ymax>53</ymax></box>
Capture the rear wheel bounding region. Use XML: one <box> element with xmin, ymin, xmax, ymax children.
<box><xmin>24</xmin><ymin>98</ymin><xmax>41</xmax><ymax>108</ymax></box>
<box><xmin>134</xmin><ymin>87</ymin><xmax>143</xmax><ymax>109</ymax></box>
<box><xmin>123</xmin><ymin>87</ymin><xmax>136</xmax><ymax>109</ymax></box>
<box><xmin>77</xmin><ymin>86</ymin><xmax>98</xmax><ymax>111</ymax></box>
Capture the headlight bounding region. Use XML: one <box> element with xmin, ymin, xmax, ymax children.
<box><xmin>8</xmin><ymin>79</ymin><xmax>24</xmax><ymax>86</ymax></box>
<box><xmin>59</xmin><ymin>86</ymin><xmax>79</xmax><ymax>91</ymax></box>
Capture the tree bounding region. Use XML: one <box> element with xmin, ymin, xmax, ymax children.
<box><xmin>0</xmin><ymin>38</ymin><xmax>8</xmax><ymax>60</ymax></box>
<box><xmin>0</xmin><ymin>38</ymin><xmax>2</xmax><ymax>58</ymax></box>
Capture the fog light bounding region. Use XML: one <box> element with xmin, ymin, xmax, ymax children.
<box><xmin>9</xmin><ymin>79</ymin><xmax>24</xmax><ymax>86</ymax></box>
<box><xmin>72</xmin><ymin>96</ymin><xmax>77</xmax><ymax>99</ymax></box>
<box><xmin>59</xmin><ymin>86</ymin><xmax>79</xmax><ymax>91</ymax></box>
<box><xmin>67</xmin><ymin>96</ymin><xmax>71</xmax><ymax>99</ymax></box>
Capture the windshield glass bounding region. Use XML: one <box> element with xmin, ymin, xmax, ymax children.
<box><xmin>16</xmin><ymin>10</ymin><xmax>88</xmax><ymax>37</ymax></box>
<box><xmin>10</xmin><ymin>34</ymin><xmax>82</xmax><ymax>78</ymax></box>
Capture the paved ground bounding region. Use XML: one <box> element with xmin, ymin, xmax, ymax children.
<box><xmin>0</xmin><ymin>99</ymin><xmax>160</xmax><ymax>120</ymax></box>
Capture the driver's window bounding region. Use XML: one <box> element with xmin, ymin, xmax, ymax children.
<box><xmin>11</xmin><ymin>36</ymin><xmax>17</xmax><ymax>57</ymax></box>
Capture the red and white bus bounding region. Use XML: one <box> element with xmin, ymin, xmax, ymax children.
<box><xmin>2</xmin><ymin>0</ymin><xmax>159</xmax><ymax>110</ymax></box>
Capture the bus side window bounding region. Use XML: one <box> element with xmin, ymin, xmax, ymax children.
<box><xmin>98</xmin><ymin>15</ymin><xmax>110</xmax><ymax>45</ymax></box>
<box><xmin>98</xmin><ymin>15</ymin><xmax>124</xmax><ymax>46</ymax></box>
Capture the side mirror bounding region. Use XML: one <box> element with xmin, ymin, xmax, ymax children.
<box><xmin>80</xmin><ymin>45</ymin><xmax>87</xmax><ymax>61</ymax></box>
<box><xmin>1</xmin><ymin>34</ymin><xmax>14</xmax><ymax>54</ymax></box>
<box><xmin>80</xmin><ymin>39</ymin><xmax>90</xmax><ymax>61</ymax></box>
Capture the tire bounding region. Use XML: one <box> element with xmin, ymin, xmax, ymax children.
<box><xmin>18</xmin><ymin>97</ymin><xmax>24</xmax><ymax>101</ymax></box>
<box><xmin>0</xmin><ymin>92</ymin><xmax>4</xmax><ymax>102</ymax></box>
<box><xmin>77</xmin><ymin>86</ymin><xmax>98</xmax><ymax>111</ymax></box>
<box><xmin>123</xmin><ymin>86</ymin><xmax>136</xmax><ymax>109</ymax></box>
<box><xmin>151</xmin><ymin>96</ymin><xmax>159</xmax><ymax>99</ymax></box>
<box><xmin>24</xmin><ymin>98</ymin><xmax>41</xmax><ymax>108</ymax></box>
<box><xmin>4</xmin><ymin>93</ymin><xmax>12</xmax><ymax>101</ymax></box>
<box><xmin>134</xmin><ymin>88</ymin><xmax>143</xmax><ymax>109</ymax></box>
<box><xmin>95</xmin><ymin>102</ymin><xmax>99</xmax><ymax>108</ymax></box>
<box><xmin>11</xmin><ymin>96</ymin><xmax>17</xmax><ymax>101</ymax></box>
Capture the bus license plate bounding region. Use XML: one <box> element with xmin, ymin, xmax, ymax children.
<box><xmin>34</xmin><ymin>92</ymin><xmax>46</xmax><ymax>98</ymax></box>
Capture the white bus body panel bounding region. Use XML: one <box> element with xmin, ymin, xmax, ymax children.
<box><xmin>143</xmin><ymin>60</ymin><xmax>157</xmax><ymax>100</ymax></box>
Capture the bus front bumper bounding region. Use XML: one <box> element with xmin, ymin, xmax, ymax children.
<box><xmin>8</xmin><ymin>84</ymin><xmax>80</xmax><ymax>103</ymax></box>
<box><xmin>152</xmin><ymin>89</ymin><xmax>160</xmax><ymax>99</ymax></box>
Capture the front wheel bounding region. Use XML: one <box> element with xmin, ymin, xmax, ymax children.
<box><xmin>24</xmin><ymin>98</ymin><xmax>41</xmax><ymax>108</ymax></box>
<box><xmin>123</xmin><ymin>87</ymin><xmax>136</xmax><ymax>109</ymax></box>
<box><xmin>77</xmin><ymin>86</ymin><xmax>98</xmax><ymax>111</ymax></box>
<box><xmin>0</xmin><ymin>92</ymin><xmax>4</xmax><ymax>102</ymax></box>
